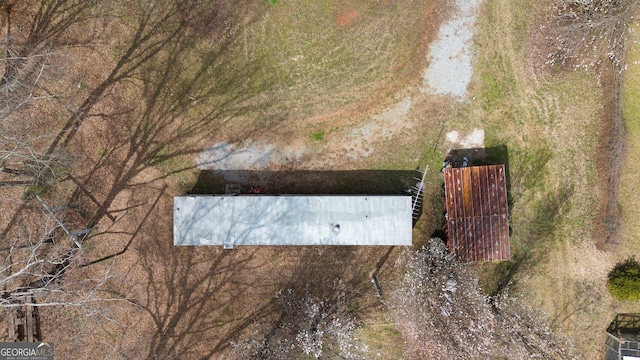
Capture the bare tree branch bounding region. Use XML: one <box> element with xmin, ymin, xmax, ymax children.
<box><xmin>547</xmin><ymin>0</ymin><xmax>639</xmax><ymax>72</ymax></box>
<box><xmin>388</xmin><ymin>239</ymin><xmax>576</xmax><ymax>359</ymax></box>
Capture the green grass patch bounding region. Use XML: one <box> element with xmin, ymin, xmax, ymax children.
<box><xmin>347</xmin><ymin>302</ymin><xmax>361</xmax><ymax>313</ymax></box>
<box><xmin>309</xmin><ymin>127</ymin><xmax>338</xmax><ymax>142</ymax></box>
<box><xmin>150</xmin><ymin>148</ymin><xmax>198</xmax><ymax>192</ymax></box>
<box><xmin>310</xmin><ymin>131</ymin><xmax>325</xmax><ymax>141</ymax></box>
<box><xmin>480</xmin><ymin>69</ymin><xmax>508</xmax><ymax>110</ymax></box>
<box><xmin>360</xmin><ymin>320</ymin><xmax>403</xmax><ymax>358</ymax></box>
<box><xmin>22</xmin><ymin>185</ymin><xmax>47</xmax><ymax>201</ymax></box>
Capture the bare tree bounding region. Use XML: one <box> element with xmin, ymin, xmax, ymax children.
<box><xmin>547</xmin><ymin>0</ymin><xmax>640</xmax><ymax>72</ymax></box>
<box><xmin>388</xmin><ymin>239</ymin><xmax>576</xmax><ymax>359</ymax></box>
<box><xmin>0</xmin><ymin>50</ymin><xmax>65</xmax><ymax>189</ymax></box>
<box><xmin>0</xmin><ymin>194</ymin><xmax>126</xmax><ymax>310</ymax></box>
<box><xmin>0</xmin><ymin>0</ymin><xmax>98</xmax><ymax>187</ymax></box>
<box><xmin>229</xmin><ymin>284</ymin><xmax>368</xmax><ymax>360</ymax></box>
<box><xmin>0</xmin><ymin>10</ymin><xmax>78</xmax><ymax>189</ymax></box>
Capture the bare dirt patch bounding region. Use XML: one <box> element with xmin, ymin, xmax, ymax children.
<box><xmin>196</xmin><ymin>96</ymin><xmax>417</xmax><ymax>171</ymax></box>
<box><xmin>336</xmin><ymin>9</ymin><xmax>359</xmax><ymax>26</ymax></box>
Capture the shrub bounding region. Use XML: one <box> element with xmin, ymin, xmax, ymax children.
<box><xmin>608</xmin><ymin>257</ymin><xmax>640</xmax><ymax>301</ymax></box>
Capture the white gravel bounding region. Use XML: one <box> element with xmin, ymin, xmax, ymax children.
<box><xmin>422</xmin><ymin>0</ymin><xmax>483</xmax><ymax>100</ymax></box>
<box><xmin>445</xmin><ymin>128</ymin><xmax>485</xmax><ymax>148</ymax></box>
<box><xmin>345</xmin><ymin>97</ymin><xmax>412</xmax><ymax>160</ymax></box>
<box><xmin>196</xmin><ymin>141</ymin><xmax>303</xmax><ymax>170</ymax></box>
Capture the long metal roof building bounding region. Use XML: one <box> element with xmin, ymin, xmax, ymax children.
<box><xmin>174</xmin><ymin>195</ymin><xmax>413</xmax><ymax>248</ymax></box>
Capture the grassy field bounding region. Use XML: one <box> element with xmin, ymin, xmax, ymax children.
<box><xmin>182</xmin><ymin>0</ymin><xmax>442</xmax><ymax>140</ymax></box>
<box><xmin>424</xmin><ymin>0</ymin><xmax>639</xmax><ymax>358</ymax></box>
<box><xmin>464</xmin><ymin>2</ymin><xmax>640</xmax><ymax>359</ymax></box>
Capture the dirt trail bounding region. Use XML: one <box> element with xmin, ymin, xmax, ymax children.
<box><xmin>336</xmin><ymin>10</ymin><xmax>358</xmax><ymax>26</ymax></box>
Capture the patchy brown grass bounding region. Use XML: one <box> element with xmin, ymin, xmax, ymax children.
<box><xmin>467</xmin><ymin>0</ymin><xmax>635</xmax><ymax>358</ymax></box>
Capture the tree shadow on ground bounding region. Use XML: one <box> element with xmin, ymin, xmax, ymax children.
<box><xmin>1</xmin><ymin>1</ymin><xmax>287</xmax><ymax>356</ymax></box>
<box><xmin>2</xmin><ymin>0</ymin><xmax>262</xmax><ymax>248</ymax></box>
<box><xmin>444</xmin><ymin>144</ymin><xmax>568</xmax><ymax>299</ymax></box>
<box><xmin>218</xmin><ymin>245</ymin><xmax>394</xmax><ymax>358</ymax></box>
<box><xmin>135</xmin><ymin>215</ymin><xmax>395</xmax><ymax>358</ymax></box>
<box><xmin>50</xmin><ymin>1</ymin><xmax>307</xmax><ymax>356</ymax></box>
<box><xmin>487</xmin><ymin>182</ymin><xmax>574</xmax><ymax>297</ymax></box>
<box><xmin>1</xmin><ymin>1</ymin><xmax>442</xmax><ymax>357</ymax></box>
<box><xmin>136</xmin><ymin>223</ymin><xmax>278</xmax><ymax>359</ymax></box>
<box><xmin>62</xmin><ymin>0</ymin><xmax>272</xmax><ymax>240</ymax></box>
<box><xmin>1</xmin><ymin>0</ymin><xmax>101</xmax><ymax>86</ymax></box>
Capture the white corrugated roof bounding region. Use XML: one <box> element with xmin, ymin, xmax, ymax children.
<box><xmin>174</xmin><ymin>195</ymin><xmax>413</xmax><ymax>247</ymax></box>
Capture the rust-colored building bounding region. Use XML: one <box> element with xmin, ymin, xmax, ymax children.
<box><xmin>443</xmin><ymin>165</ymin><xmax>510</xmax><ymax>262</ymax></box>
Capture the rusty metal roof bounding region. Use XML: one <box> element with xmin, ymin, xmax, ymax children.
<box><xmin>444</xmin><ymin>165</ymin><xmax>510</xmax><ymax>262</ymax></box>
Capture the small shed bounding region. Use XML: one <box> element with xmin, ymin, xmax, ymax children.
<box><xmin>443</xmin><ymin>164</ymin><xmax>510</xmax><ymax>262</ymax></box>
<box><xmin>174</xmin><ymin>195</ymin><xmax>413</xmax><ymax>248</ymax></box>
<box><xmin>605</xmin><ymin>313</ymin><xmax>640</xmax><ymax>360</ymax></box>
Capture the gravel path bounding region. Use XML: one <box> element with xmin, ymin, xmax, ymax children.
<box><xmin>422</xmin><ymin>0</ymin><xmax>483</xmax><ymax>100</ymax></box>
